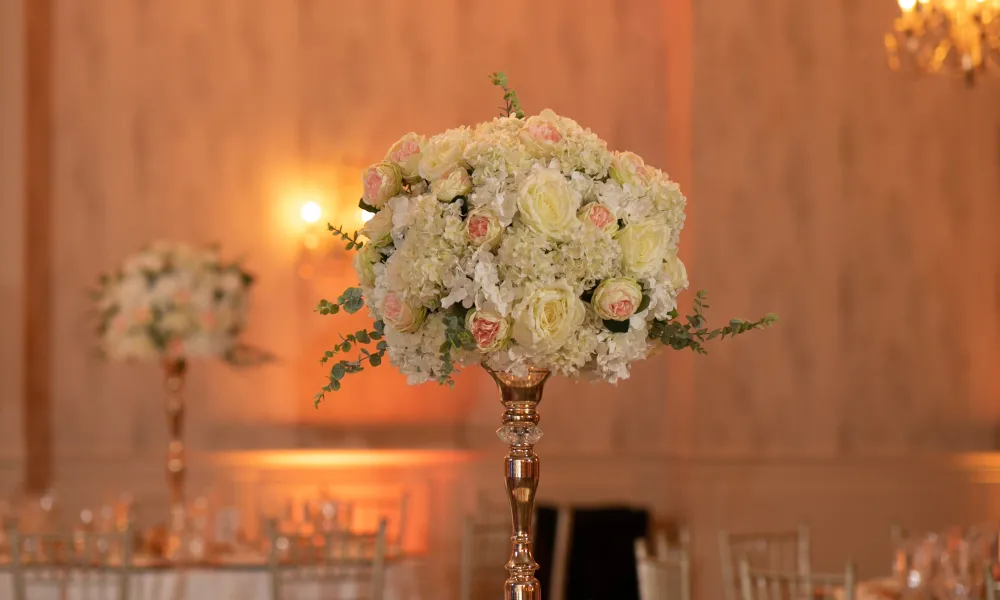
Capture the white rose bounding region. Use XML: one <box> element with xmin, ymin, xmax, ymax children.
<box><xmin>431</xmin><ymin>168</ymin><xmax>473</xmax><ymax>202</ymax></box>
<box><xmin>385</xmin><ymin>132</ymin><xmax>424</xmax><ymax>182</ymax></box>
<box><xmin>361</xmin><ymin>162</ymin><xmax>402</xmax><ymax>209</ymax></box>
<box><xmin>353</xmin><ymin>244</ymin><xmax>380</xmax><ymax>288</ymax></box>
<box><xmin>591</xmin><ymin>278</ymin><xmax>643</xmax><ymax>321</ymax></box>
<box><xmin>516</xmin><ymin>168</ymin><xmax>581</xmax><ymax>241</ymax></box>
<box><xmin>466</xmin><ymin>309</ymin><xmax>512</xmax><ymax>352</ymax></box>
<box><xmin>418</xmin><ymin>132</ymin><xmax>467</xmax><ymax>182</ymax></box>
<box><xmin>361</xmin><ymin>206</ymin><xmax>394</xmax><ymax>246</ymax></box>
<box><xmin>517</xmin><ymin>109</ymin><xmax>565</xmax><ymax>158</ymax></box>
<box><xmin>511</xmin><ymin>285</ymin><xmax>586</xmax><ymax>353</ymax></box>
<box><xmin>663</xmin><ymin>249</ymin><xmax>688</xmax><ymax>292</ymax></box>
<box><xmin>608</xmin><ymin>151</ymin><xmax>649</xmax><ymax>187</ymax></box>
<box><xmin>616</xmin><ymin>219</ymin><xmax>670</xmax><ymax>277</ymax></box>
<box><xmin>577</xmin><ymin>202</ymin><xmax>619</xmax><ymax>234</ymax></box>
<box><xmin>465</xmin><ymin>207</ymin><xmax>504</xmax><ymax>249</ymax></box>
<box><xmin>381</xmin><ymin>292</ymin><xmax>426</xmax><ymax>333</ymax></box>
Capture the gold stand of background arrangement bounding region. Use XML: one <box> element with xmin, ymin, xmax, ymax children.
<box><xmin>163</xmin><ymin>359</ymin><xmax>186</xmax><ymax>534</ymax></box>
<box><xmin>490</xmin><ymin>368</ymin><xmax>549</xmax><ymax>600</ymax></box>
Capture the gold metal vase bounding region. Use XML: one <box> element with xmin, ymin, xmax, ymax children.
<box><xmin>162</xmin><ymin>358</ymin><xmax>186</xmax><ymax>530</ymax></box>
<box><xmin>488</xmin><ymin>367</ymin><xmax>549</xmax><ymax>600</ymax></box>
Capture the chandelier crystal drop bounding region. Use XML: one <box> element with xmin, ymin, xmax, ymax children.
<box><xmin>886</xmin><ymin>0</ymin><xmax>1000</xmax><ymax>84</ymax></box>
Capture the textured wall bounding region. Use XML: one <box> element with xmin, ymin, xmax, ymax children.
<box><xmin>46</xmin><ymin>0</ymin><xmax>671</xmax><ymax>461</ymax></box>
<box><xmin>0</xmin><ymin>0</ymin><xmax>26</xmax><ymax>475</ymax></box>
<box><xmin>18</xmin><ymin>0</ymin><xmax>1000</xmax><ymax>468</ymax></box>
<box><xmin>688</xmin><ymin>0</ymin><xmax>1000</xmax><ymax>456</ymax></box>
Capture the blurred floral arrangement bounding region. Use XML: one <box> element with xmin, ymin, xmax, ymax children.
<box><xmin>93</xmin><ymin>241</ymin><xmax>266</xmax><ymax>369</ymax></box>
<box><xmin>314</xmin><ymin>73</ymin><xmax>776</xmax><ymax>404</ymax></box>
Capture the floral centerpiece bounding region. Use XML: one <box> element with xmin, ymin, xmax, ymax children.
<box><xmin>315</xmin><ymin>74</ymin><xmax>776</xmax><ymax>598</ymax></box>
<box><xmin>93</xmin><ymin>241</ymin><xmax>265</xmax><ymax>524</ymax></box>
<box><xmin>94</xmin><ymin>241</ymin><xmax>258</xmax><ymax>368</ymax></box>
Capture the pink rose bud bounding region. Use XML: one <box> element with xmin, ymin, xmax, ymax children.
<box><xmin>577</xmin><ymin>202</ymin><xmax>619</xmax><ymax>234</ymax></box>
<box><xmin>465</xmin><ymin>207</ymin><xmax>504</xmax><ymax>249</ymax></box>
<box><xmin>465</xmin><ymin>309</ymin><xmax>512</xmax><ymax>352</ymax></box>
<box><xmin>361</xmin><ymin>162</ymin><xmax>403</xmax><ymax>209</ymax></box>
<box><xmin>591</xmin><ymin>277</ymin><xmax>643</xmax><ymax>322</ymax></box>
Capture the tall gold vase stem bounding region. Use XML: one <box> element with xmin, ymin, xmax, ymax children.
<box><xmin>491</xmin><ymin>368</ymin><xmax>549</xmax><ymax>600</ymax></box>
<box><xmin>163</xmin><ymin>360</ymin><xmax>186</xmax><ymax>524</ymax></box>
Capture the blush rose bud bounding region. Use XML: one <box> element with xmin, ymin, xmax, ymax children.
<box><xmin>591</xmin><ymin>277</ymin><xmax>643</xmax><ymax>321</ymax></box>
<box><xmin>465</xmin><ymin>207</ymin><xmax>504</xmax><ymax>249</ymax></box>
<box><xmin>361</xmin><ymin>162</ymin><xmax>403</xmax><ymax>209</ymax></box>
<box><xmin>577</xmin><ymin>202</ymin><xmax>619</xmax><ymax>234</ymax></box>
<box><xmin>465</xmin><ymin>309</ymin><xmax>512</xmax><ymax>352</ymax></box>
<box><xmin>381</xmin><ymin>292</ymin><xmax>426</xmax><ymax>333</ymax></box>
<box><xmin>385</xmin><ymin>132</ymin><xmax>424</xmax><ymax>182</ymax></box>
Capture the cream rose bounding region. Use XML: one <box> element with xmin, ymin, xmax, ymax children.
<box><xmin>360</xmin><ymin>206</ymin><xmax>394</xmax><ymax>246</ymax></box>
<box><xmin>517</xmin><ymin>109</ymin><xmax>565</xmax><ymax>158</ymax></box>
<box><xmin>465</xmin><ymin>207</ymin><xmax>504</xmax><ymax>249</ymax></box>
<box><xmin>431</xmin><ymin>168</ymin><xmax>473</xmax><ymax>202</ymax></box>
<box><xmin>353</xmin><ymin>243</ymin><xmax>380</xmax><ymax>288</ymax></box>
<box><xmin>361</xmin><ymin>162</ymin><xmax>402</xmax><ymax>209</ymax></box>
<box><xmin>465</xmin><ymin>309</ymin><xmax>512</xmax><ymax>352</ymax></box>
<box><xmin>418</xmin><ymin>133</ymin><xmax>467</xmax><ymax>182</ymax></box>
<box><xmin>511</xmin><ymin>285</ymin><xmax>586</xmax><ymax>353</ymax></box>
<box><xmin>616</xmin><ymin>219</ymin><xmax>670</xmax><ymax>277</ymax></box>
<box><xmin>591</xmin><ymin>278</ymin><xmax>643</xmax><ymax>321</ymax></box>
<box><xmin>663</xmin><ymin>249</ymin><xmax>688</xmax><ymax>292</ymax></box>
<box><xmin>381</xmin><ymin>292</ymin><xmax>426</xmax><ymax>333</ymax></box>
<box><xmin>516</xmin><ymin>168</ymin><xmax>582</xmax><ymax>241</ymax></box>
<box><xmin>385</xmin><ymin>132</ymin><xmax>424</xmax><ymax>182</ymax></box>
<box><xmin>608</xmin><ymin>151</ymin><xmax>649</xmax><ymax>187</ymax></box>
<box><xmin>577</xmin><ymin>202</ymin><xmax>619</xmax><ymax>234</ymax></box>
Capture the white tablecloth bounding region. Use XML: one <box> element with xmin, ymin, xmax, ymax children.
<box><xmin>0</xmin><ymin>560</ymin><xmax>422</xmax><ymax>600</ymax></box>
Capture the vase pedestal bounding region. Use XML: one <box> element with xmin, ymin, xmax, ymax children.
<box><xmin>490</xmin><ymin>368</ymin><xmax>549</xmax><ymax>600</ymax></box>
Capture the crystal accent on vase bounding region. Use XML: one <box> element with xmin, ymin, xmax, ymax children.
<box><xmin>488</xmin><ymin>367</ymin><xmax>549</xmax><ymax>600</ymax></box>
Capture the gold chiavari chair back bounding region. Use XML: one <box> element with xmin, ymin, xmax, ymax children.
<box><xmin>267</xmin><ymin>517</ymin><xmax>387</xmax><ymax>600</ymax></box>
<box><xmin>985</xmin><ymin>564</ymin><xmax>1000</xmax><ymax>600</ymax></box>
<box><xmin>635</xmin><ymin>529</ymin><xmax>692</xmax><ymax>600</ymax></box>
<box><xmin>7</xmin><ymin>516</ymin><xmax>135</xmax><ymax>600</ymax></box>
<box><xmin>719</xmin><ymin>525</ymin><xmax>811</xmax><ymax>600</ymax></box>
<box><xmin>738</xmin><ymin>557</ymin><xmax>855</xmax><ymax>600</ymax></box>
<box><xmin>458</xmin><ymin>514</ymin><xmax>510</xmax><ymax>600</ymax></box>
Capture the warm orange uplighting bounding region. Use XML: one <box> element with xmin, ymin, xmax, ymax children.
<box><xmin>300</xmin><ymin>201</ymin><xmax>323</xmax><ymax>224</ymax></box>
<box><xmin>898</xmin><ymin>0</ymin><xmax>917</xmax><ymax>10</ymax></box>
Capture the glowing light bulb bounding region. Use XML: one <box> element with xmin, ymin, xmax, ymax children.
<box><xmin>899</xmin><ymin>0</ymin><xmax>918</xmax><ymax>10</ymax></box>
<box><xmin>360</xmin><ymin>209</ymin><xmax>374</xmax><ymax>223</ymax></box>
<box><xmin>300</xmin><ymin>201</ymin><xmax>322</xmax><ymax>224</ymax></box>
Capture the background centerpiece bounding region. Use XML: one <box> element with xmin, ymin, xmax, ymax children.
<box><xmin>93</xmin><ymin>241</ymin><xmax>266</xmax><ymax>547</ymax></box>
<box><xmin>315</xmin><ymin>74</ymin><xmax>776</xmax><ymax>599</ymax></box>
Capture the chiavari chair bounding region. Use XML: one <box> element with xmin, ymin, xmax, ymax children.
<box><xmin>635</xmin><ymin>528</ymin><xmax>692</xmax><ymax>600</ymax></box>
<box><xmin>739</xmin><ymin>557</ymin><xmax>855</xmax><ymax>600</ymax></box>
<box><xmin>266</xmin><ymin>517</ymin><xmax>387</xmax><ymax>600</ymax></box>
<box><xmin>7</xmin><ymin>515</ymin><xmax>135</xmax><ymax>600</ymax></box>
<box><xmin>719</xmin><ymin>524</ymin><xmax>811</xmax><ymax>600</ymax></box>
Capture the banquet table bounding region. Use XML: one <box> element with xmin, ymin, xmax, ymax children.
<box><xmin>0</xmin><ymin>556</ymin><xmax>423</xmax><ymax>600</ymax></box>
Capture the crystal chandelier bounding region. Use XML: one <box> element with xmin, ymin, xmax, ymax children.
<box><xmin>886</xmin><ymin>0</ymin><xmax>1000</xmax><ymax>84</ymax></box>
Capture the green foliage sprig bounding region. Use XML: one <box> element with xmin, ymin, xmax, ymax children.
<box><xmin>316</xmin><ymin>288</ymin><xmax>365</xmax><ymax>316</ymax></box>
<box><xmin>648</xmin><ymin>291</ymin><xmax>778</xmax><ymax>354</ymax></box>
<box><xmin>327</xmin><ymin>223</ymin><xmax>364</xmax><ymax>251</ymax></box>
<box><xmin>314</xmin><ymin>319</ymin><xmax>388</xmax><ymax>407</ymax></box>
<box><xmin>489</xmin><ymin>72</ymin><xmax>524</xmax><ymax>119</ymax></box>
<box><xmin>437</xmin><ymin>310</ymin><xmax>476</xmax><ymax>386</ymax></box>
